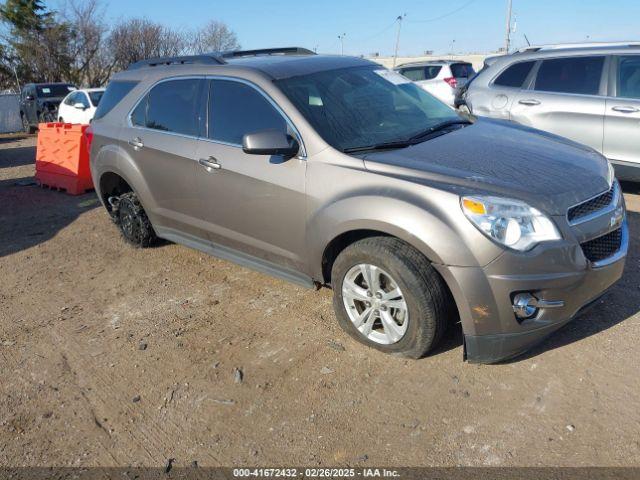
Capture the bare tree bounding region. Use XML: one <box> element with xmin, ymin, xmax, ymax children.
<box><xmin>191</xmin><ymin>20</ymin><xmax>240</xmax><ymax>54</ymax></box>
<box><xmin>109</xmin><ymin>18</ymin><xmax>189</xmax><ymax>70</ymax></box>
<box><xmin>61</xmin><ymin>0</ymin><xmax>112</xmax><ymax>86</ymax></box>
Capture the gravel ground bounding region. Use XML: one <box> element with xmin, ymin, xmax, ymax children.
<box><xmin>1</xmin><ymin>134</ymin><xmax>639</xmax><ymax>468</ymax></box>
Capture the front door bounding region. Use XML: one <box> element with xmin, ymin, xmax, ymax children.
<box><xmin>510</xmin><ymin>55</ymin><xmax>607</xmax><ymax>153</ymax></box>
<box><xmin>604</xmin><ymin>55</ymin><xmax>640</xmax><ymax>171</ymax></box>
<box><xmin>195</xmin><ymin>78</ymin><xmax>307</xmax><ymax>271</ymax></box>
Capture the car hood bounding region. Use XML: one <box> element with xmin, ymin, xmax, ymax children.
<box><xmin>38</xmin><ymin>97</ymin><xmax>65</xmax><ymax>105</ymax></box>
<box><xmin>361</xmin><ymin>119</ymin><xmax>610</xmax><ymax>215</ymax></box>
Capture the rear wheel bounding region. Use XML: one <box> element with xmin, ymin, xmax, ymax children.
<box><xmin>331</xmin><ymin>237</ymin><xmax>451</xmax><ymax>358</ymax></box>
<box><xmin>115</xmin><ymin>192</ymin><xmax>157</xmax><ymax>248</ymax></box>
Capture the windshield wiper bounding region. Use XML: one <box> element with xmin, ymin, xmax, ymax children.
<box><xmin>342</xmin><ymin>140</ymin><xmax>415</xmax><ymax>154</ymax></box>
<box><xmin>407</xmin><ymin>119</ymin><xmax>472</xmax><ymax>142</ymax></box>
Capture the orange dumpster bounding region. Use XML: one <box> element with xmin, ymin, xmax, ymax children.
<box><xmin>35</xmin><ymin>122</ymin><xmax>94</xmax><ymax>195</ymax></box>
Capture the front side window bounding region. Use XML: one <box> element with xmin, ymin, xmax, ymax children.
<box><xmin>276</xmin><ymin>65</ymin><xmax>457</xmax><ymax>152</ymax></box>
<box><xmin>208</xmin><ymin>80</ymin><xmax>287</xmax><ymax>145</ymax></box>
<box><xmin>78</xmin><ymin>93</ymin><xmax>90</xmax><ymax>108</ymax></box>
<box><xmin>64</xmin><ymin>92</ymin><xmax>77</xmax><ymax>105</ymax></box>
<box><xmin>534</xmin><ymin>56</ymin><xmax>604</xmax><ymax>95</ymax></box>
<box><xmin>493</xmin><ymin>61</ymin><xmax>535</xmax><ymax>88</ymax></box>
<box><xmin>617</xmin><ymin>56</ymin><xmax>640</xmax><ymax>99</ymax></box>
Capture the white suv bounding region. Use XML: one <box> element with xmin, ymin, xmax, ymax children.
<box><xmin>395</xmin><ymin>60</ymin><xmax>475</xmax><ymax>107</ymax></box>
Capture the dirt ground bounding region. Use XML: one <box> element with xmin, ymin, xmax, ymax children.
<box><xmin>1</xmin><ymin>134</ymin><xmax>639</xmax><ymax>468</ymax></box>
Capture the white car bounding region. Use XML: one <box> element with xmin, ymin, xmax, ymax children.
<box><xmin>395</xmin><ymin>60</ymin><xmax>475</xmax><ymax>107</ymax></box>
<box><xmin>57</xmin><ymin>88</ymin><xmax>105</xmax><ymax>124</ymax></box>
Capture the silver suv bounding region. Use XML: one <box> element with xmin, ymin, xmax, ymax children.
<box><xmin>88</xmin><ymin>47</ymin><xmax>627</xmax><ymax>364</ymax></box>
<box><xmin>464</xmin><ymin>42</ymin><xmax>640</xmax><ymax>181</ymax></box>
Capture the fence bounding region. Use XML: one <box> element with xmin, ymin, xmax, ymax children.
<box><xmin>0</xmin><ymin>94</ymin><xmax>22</xmax><ymax>134</ymax></box>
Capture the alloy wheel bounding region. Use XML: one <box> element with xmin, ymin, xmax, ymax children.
<box><xmin>341</xmin><ymin>263</ymin><xmax>409</xmax><ymax>345</ymax></box>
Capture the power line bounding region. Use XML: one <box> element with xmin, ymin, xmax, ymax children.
<box><xmin>408</xmin><ymin>0</ymin><xmax>477</xmax><ymax>23</ymax></box>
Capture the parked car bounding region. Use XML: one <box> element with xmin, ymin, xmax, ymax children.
<box><xmin>395</xmin><ymin>60</ymin><xmax>476</xmax><ymax>107</ymax></box>
<box><xmin>89</xmin><ymin>47</ymin><xmax>626</xmax><ymax>364</ymax></box>
<box><xmin>464</xmin><ymin>42</ymin><xmax>640</xmax><ymax>181</ymax></box>
<box><xmin>19</xmin><ymin>82</ymin><xmax>77</xmax><ymax>133</ymax></box>
<box><xmin>58</xmin><ymin>88</ymin><xmax>105</xmax><ymax>124</ymax></box>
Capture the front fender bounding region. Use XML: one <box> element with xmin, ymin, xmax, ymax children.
<box><xmin>308</xmin><ymin>194</ymin><xmax>500</xmax><ymax>281</ymax></box>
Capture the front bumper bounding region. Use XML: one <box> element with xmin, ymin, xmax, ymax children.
<box><xmin>435</xmin><ymin>219</ymin><xmax>628</xmax><ymax>364</ymax></box>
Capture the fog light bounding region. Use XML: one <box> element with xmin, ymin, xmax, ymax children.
<box><xmin>513</xmin><ymin>293</ymin><xmax>539</xmax><ymax>319</ymax></box>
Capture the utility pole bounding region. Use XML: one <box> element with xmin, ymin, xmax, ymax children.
<box><xmin>392</xmin><ymin>14</ymin><xmax>406</xmax><ymax>68</ymax></box>
<box><xmin>338</xmin><ymin>33</ymin><xmax>346</xmax><ymax>55</ymax></box>
<box><xmin>504</xmin><ymin>0</ymin><xmax>513</xmax><ymax>52</ymax></box>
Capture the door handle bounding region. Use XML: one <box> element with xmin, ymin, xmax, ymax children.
<box><xmin>128</xmin><ymin>138</ymin><xmax>144</xmax><ymax>149</ymax></box>
<box><xmin>198</xmin><ymin>157</ymin><xmax>221</xmax><ymax>170</ymax></box>
<box><xmin>519</xmin><ymin>99</ymin><xmax>541</xmax><ymax>106</ymax></box>
<box><xmin>612</xmin><ymin>106</ymin><xmax>639</xmax><ymax>114</ymax></box>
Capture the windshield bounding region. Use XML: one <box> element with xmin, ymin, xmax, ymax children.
<box><xmin>88</xmin><ymin>91</ymin><xmax>104</xmax><ymax>106</ymax></box>
<box><xmin>276</xmin><ymin>66</ymin><xmax>459</xmax><ymax>152</ymax></box>
<box><xmin>37</xmin><ymin>84</ymin><xmax>76</xmax><ymax>98</ymax></box>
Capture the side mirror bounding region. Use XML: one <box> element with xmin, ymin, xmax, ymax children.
<box><xmin>242</xmin><ymin>130</ymin><xmax>300</xmax><ymax>158</ymax></box>
<box><xmin>74</xmin><ymin>103</ymin><xmax>87</xmax><ymax>110</ymax></box>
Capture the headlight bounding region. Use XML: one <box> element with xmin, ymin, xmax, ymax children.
<box><xmin>461</xmin><ymin>196</ymin><xmax>561</xmax><ymax>251</ymax></box>
<box><xmin>607</xmin><ymin>161</ymin><xmax>615</xmax><ymax>187</ymax></box>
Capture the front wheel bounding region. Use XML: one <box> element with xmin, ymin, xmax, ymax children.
<box><xmin>21</xmin><ymin>114</ymin><xmax>35</xmax><ymax>134</ymax></box>
<box><xmin>331</xmin><ymin>237</ymin><xmax>452</xmax><ymax>358</ymax></box>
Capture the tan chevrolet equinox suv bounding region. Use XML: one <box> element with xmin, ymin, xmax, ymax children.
<box><xmin>88</xmin><ymin>47</ymin><xmax>627</xmax><ymax>363</ymax></box>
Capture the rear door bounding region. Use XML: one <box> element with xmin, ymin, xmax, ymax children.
<box><xmin>603</xmin><ymin>55</ymin><xmax>640</xmax><ymax>169</ymax></box>
<box><xmin>510</xmin><ymin>55</ymin><xmax>607</xmax><ymax>152</ymax></box>
<box><xmin>194</xmin><ymin>78</ymin><xmax>307</xmax><ymax>270</ymax></box>
<box><xmin>124</xmin><ymin>77</ymin><xmax>208</xmax><ymax>240</ymax></box>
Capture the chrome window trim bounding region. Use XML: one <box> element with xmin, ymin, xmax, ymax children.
<box><xmin>126</xmin><ymin>74</ymin><xmax>307</xmax><ymax>159</ymax></box>
<box><xmin>567</xmin><ymin>181</ymin><xmax>621</xmax><ymax>226</ymax></box>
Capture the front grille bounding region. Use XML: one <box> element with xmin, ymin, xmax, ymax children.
<box><xmin>580</xmin><ymin>227</ymin><xmax>622</xmax><ymax>263</ymax></box>
<box><xmin>568</xmin><ymin>183</ymin><xmax>616</xmax><ymax>223</ymax></box>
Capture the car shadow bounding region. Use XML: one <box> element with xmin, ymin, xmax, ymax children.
<box><xmin>504</xmin><ymin>208</ymin><xmax>640</xmax><ymax>363</ymax></box>
<box><xmin>0</xmin><ymin>176</ymin><xmax>100</xmax><ymax>258</ymax></box>
<box><xmin>0</xmin><ymin>145</ymin><xmax>40</xmax><ymax>169</ymax></box>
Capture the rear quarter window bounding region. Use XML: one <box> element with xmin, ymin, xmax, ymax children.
<box><xmin>451</xmin><ymin>63</ymin><xmax>475</xmax><ymax>78</ymax></box>
<box><xmin>94</xmin><ymin>81</ymin><xmax>138</xmax><ymax>120</ymax></box>
<box><xmin>493</xmin><ymin>61</ymin><xmax>536</xmax><ymax>88</ymax></box>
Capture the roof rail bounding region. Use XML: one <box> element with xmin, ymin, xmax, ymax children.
<box><xmin>515</xmin><ymin>41</ymin><xmax>640</xmax><ymax>53</ymax></box>
<box><xmin>128</xmin><ymin>54</ymin><xmax>226</xmax><ymax>70</ymax></box>
<box><xmin>220</xmin><ymin>47</ymin><xmax>316</xmax><ymax>58</ymax></box>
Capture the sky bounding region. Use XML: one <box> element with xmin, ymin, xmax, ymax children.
<box><xmin>51</xmin><ymin>0</ymin><xmax>640</xmax><ymax>56</ymax></box>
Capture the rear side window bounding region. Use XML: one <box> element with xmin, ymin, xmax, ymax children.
<box><xmin>399</xmin><ymin>66</ymin><xmax>441</xmax><ymax>81</ymax></box>
<box><xmin>94</xmin><ymin>81</ymin><xmax>138</xmax><ymax>120</ymax></box>
<box><xmin>450</xmin><ymin>63</ymin><xmax>475</xmax><ymax>78</ymax></box>
<box><xmin>493</xmin><ymin>61</ymin><xmax>535</xmax><ymax>88</ymax></box>
<box><xmin>208</xmin><ymin>80</ymin><xmax>287</xmax><ymax>145</ymax></box>
<box><xmin>399</xmin><ymin>67</ymin><xmax>426</xmax><ymax>81</ymax></box>
<box><xmin>534</xmin><ymin>56</ymin><xmax>604</xmax><ymax>95</ymax></box>
<box><xmin>617</xmin><ymin>56</ymin><xmax>640</xmax><ymax>99</ymax></box>
<box><xmin>145</xmin><ymin>79</ymin><xmax>203</xmax><ymax>136</ymax></box>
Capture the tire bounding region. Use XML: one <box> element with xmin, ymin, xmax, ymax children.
<box><xmin>331</xmin><ymin>236</ymin><xmax>451</xmax><ymax>358</ymax></box>
<box><xmin>21</xmin><ymin>114</ymin><xmax>35</xmax><ymax>134</ymax></box>
<box><xmin>115</xmin><ymin>192</ymin><xmax>157</xmax><ymax>248</ymax></box>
